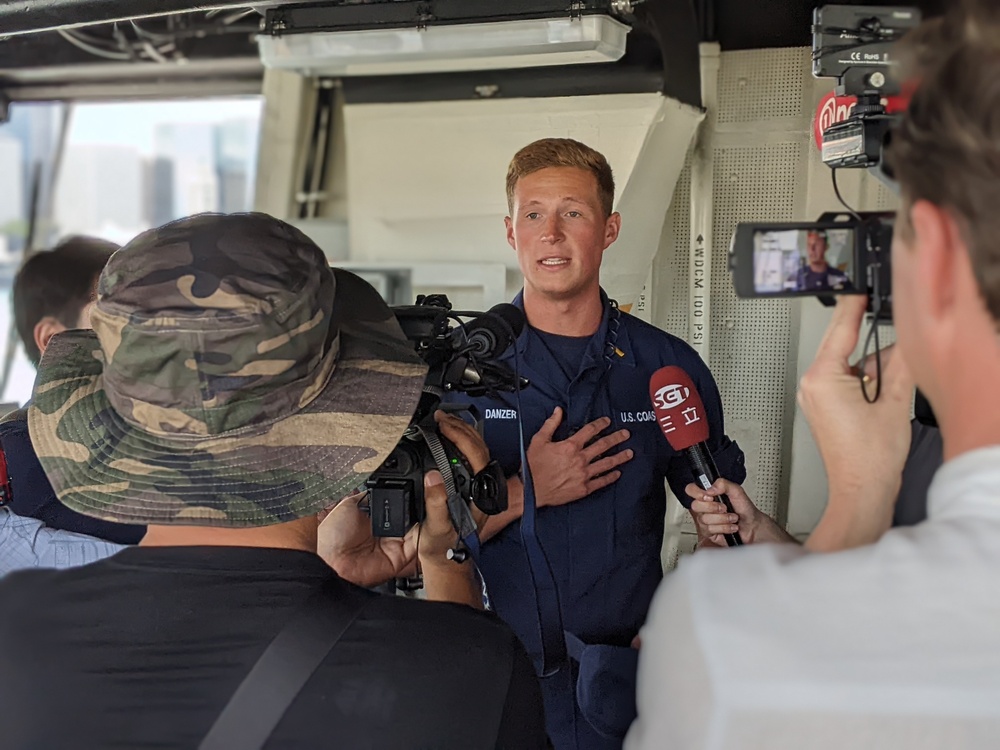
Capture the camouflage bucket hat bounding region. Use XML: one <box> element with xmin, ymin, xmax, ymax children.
<box><xmin>27</xmin><ymin>212</ymin><xmax>428</xmax><ymax>527</ymax></box>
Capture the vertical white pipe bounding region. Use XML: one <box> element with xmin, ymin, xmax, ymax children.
<box><xmin>689</xmin><ymin>42</ymin><xmax>721</xmax><ymax>362</ymax></box>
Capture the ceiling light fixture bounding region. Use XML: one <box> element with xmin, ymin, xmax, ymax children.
<box><xmin>258</xmin><ymin>15</ymin><xmax>630</xmax><ymax>77</ymax></box>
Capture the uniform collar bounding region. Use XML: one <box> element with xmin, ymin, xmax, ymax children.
<box><xmin>510</xmin><ymin>288</ymin><xmax>635</xmax><ymax>369</ymax></box>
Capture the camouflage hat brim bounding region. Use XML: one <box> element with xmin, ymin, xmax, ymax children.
<box><xmin>27</xmin><ymin>269</ymin><xmax>428</xmax><ymax>528</ymax></box>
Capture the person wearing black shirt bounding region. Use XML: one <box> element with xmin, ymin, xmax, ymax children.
<box><xmin>0</xmin><ymin>544</ymin><xmax>543</xmax><ymax>749</ymax></box>
<box><xmin>0</xmin><ymin>213</ymin><xmax>547</xmax><ymax>750</ymax></box>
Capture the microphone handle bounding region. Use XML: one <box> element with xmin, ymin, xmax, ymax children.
<box><xmin>685</xmin><ymin>442</ymin><xmax>743</xmax><ymax>547</ymax></box>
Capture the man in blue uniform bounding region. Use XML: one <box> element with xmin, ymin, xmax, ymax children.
<box><xmin>795</xmin><ymin>230</ymin><xmax>851</xmax><ymax>291</ymax></box>
<box><xmin>461</xmin><ymin>138</ymin><xmax>746</xmax><ymax>750</ymax></box>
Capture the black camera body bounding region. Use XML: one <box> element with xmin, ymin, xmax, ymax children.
<box><xmin>367</xmin><ymin>405</ymin><xmax>481</xmax><ymax>537</ymax></box>
<box><xmin>366</xmin><ymin>294</ymin><xmax>525</xmax><ymax>538</ymax></box>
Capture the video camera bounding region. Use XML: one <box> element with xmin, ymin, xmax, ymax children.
<box><xmin>366</xmin><ymin>294</ymin><xmax>527</xmax><ymax>540</ymax></box>
<box><xmin>729</xmin><ymin>4</ymin><xmax>920</xmax><ymax>321</ymax></box>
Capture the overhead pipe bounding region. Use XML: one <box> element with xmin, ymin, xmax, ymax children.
<box><xmin>0</xmin><ymin>1</ymin><xmax>282</xmax><ymax>37</ymax></box>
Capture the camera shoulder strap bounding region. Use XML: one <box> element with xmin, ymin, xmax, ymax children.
<box><xmin>199</xmin><ymin>581</ymin><xmax>369</xmax><ymax>750</ymax></box>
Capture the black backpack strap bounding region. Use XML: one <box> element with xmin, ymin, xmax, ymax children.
<box><xmin>199</xmin><ymin>582</ymin><xmax>370</xmax><ymax>750</ymax></box>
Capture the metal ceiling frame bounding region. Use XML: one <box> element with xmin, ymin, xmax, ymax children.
<box><xmin>0</xmin><ymin>2</ymin><xmax>682</xmax><ymax>108</ymax></box>
<box><xmin>3</xmin><ymin>74</ymin><xmax>263</xmax><ymax>103</ymax></box>
<box><xmin>0</xmin><ymin>1</ymin><xmax>282</xmax><ymax>37</ymax></box>
<box><xmin>0</xmin><ymin>0</ymin><xmax>949</xmax><ymax>47</ymax></box>
<box><xmin>0</xmin><ymin>8</ymin><xmax>264</xmax><ymax>104</ymax></box>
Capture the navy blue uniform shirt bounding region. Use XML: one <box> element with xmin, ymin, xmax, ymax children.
<box><xmin>796</xmin><ymin>265</ymin><xmax>851</xmax><ymax>291</ymax></box>
<box><xmin>455</xmin><ymin>291</ymin><xmax>746</xmax><ymax>750</ymax></box>
<box><xmin>0</xmin><ymin>410</ymin><xmax>145</xmax><ymax>545</ymax></box>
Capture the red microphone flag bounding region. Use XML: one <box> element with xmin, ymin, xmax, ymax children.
<box><xmin>648</xmin><ymin>366</ymin><xmax>710</xmax><ymax>450</ymax></box>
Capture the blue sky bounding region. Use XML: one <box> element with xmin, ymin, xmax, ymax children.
<box><xmin>68</xmin><ymin>97</ymin><xmax>263</xmax><ymax>155</ymax></box>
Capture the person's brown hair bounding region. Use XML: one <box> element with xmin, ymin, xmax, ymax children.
<box><xmin>886</xmin><ymin>0</ymin><xmax>1000</xmax><ymax>320</ymax></box>
<box><xmin>506</xmin><ymin>138</ymin><xmax>616</xmax><ymax>217</ymax></box>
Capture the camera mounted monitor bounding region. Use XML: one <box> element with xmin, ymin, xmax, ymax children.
<box><xmin>813</xmin><ymin>5</ymin><xmax>921</xmax><ymax>97</ymax></box>
<box><xmin>812</xmin><ymin>5</ymin><xmax>921</xmax><ymax>172</ymax></box>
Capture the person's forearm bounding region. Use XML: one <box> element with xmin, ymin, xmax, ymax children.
<box><xmin>421</xmin><ymin>559</ymin><xmax>483</xmax><ymax>608</ymax></box>
<box><xmin>479</xmin><ymin>475</ymin><xmax>526</xmax><ymax>542</ymax></box>
<box><xmin>805</xmin><ymin>482</ymin><xmax>899</xmax><ymax>552</ymax></box>
<box><xmin>752</xmin><ymin>512</ymin><xmax>800</xmax><ymax>545</ymax></box>
<box><xmin>764</xmin><ymin>525</ymin><xmax>800</xmax><ymax>545</ymax></box>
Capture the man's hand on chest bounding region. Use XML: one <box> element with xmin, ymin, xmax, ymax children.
<box><xmin>526</xmin><ymin>406</ymin><xmax>634</xmax><ymax>508</ymax></box>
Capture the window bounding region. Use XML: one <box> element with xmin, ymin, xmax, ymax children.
<box><xmin>0</xmin><ymin>96</ymin><xmax>264</xmax><ymax>406</ymax></box>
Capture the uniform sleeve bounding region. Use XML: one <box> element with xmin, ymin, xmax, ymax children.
<box><xmin>664</xmin><ymin>359</ymin><xmax>746</xmax><ymax>506</ymax></box>
<box><xmin>494</xmin><ymin>635</ymin><xmax>550</xmax><ymax>749</ymax></box>
<box><xmin>625</xmin><ymin>570</ymin><xmax>715</xmax><ymax>750</ymax></box>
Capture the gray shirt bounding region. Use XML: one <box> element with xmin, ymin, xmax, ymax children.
<box><xmin>0</xmin><ymin>507</ymin><xmax>123</xmax><ymax>577</ymax></box>
<box><xmin>893</xmin><ymin>419</ymin><xmax>943</xmax><ymax>527</ymax></box>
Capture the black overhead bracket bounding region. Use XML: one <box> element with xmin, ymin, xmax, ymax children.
<box><xmin>633</xmin><ymin>0</ymin><xmax>703</xmax><ymax>109</ymax></box>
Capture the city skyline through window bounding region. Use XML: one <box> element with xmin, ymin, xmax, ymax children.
<box><xmin>0</xmin><ymin>96</ymin><xmax>264</xmax><ymax>406</ymax></box>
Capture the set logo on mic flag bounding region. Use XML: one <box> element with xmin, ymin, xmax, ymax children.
<box><xmin>649</xmin><ymin>367</ymin><xmax>708</xmax><ymax>450</ymax></box>
<box><xmin>651</xmin><ymin>383</ymin><xmax>689</xmax><ymax>410</ymax></box>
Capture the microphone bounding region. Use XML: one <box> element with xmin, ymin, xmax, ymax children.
<box><xmin>463</xmin><ymin>303</ymin><xmax>525</xmax><ymax>358</ymax></box>
<box><xmin>648</xmin><ymin>365</ymin><xmax>743</xmax><ymax>547</ymax></box>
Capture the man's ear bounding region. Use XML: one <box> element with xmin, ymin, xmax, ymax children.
<box><xmin>909</xmin><ymin>200</ymin><xmax>961</xmax><ymax>320</ymax></box>
<box><xmin>505</xmin><ymin>216</ymin><xmax>516</xmax><ymax>252</ymax></box>
<box><xmin>603</xmin><ymin>212</ymin><xmax>622</xmax><ymax>249</ymax></box>
<box><xmin>34</xmin><ymin>317</ymin><xmax>67</xmax><ymax>359</ymax></box>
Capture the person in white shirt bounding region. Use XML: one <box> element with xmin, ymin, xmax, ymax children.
<box><xmin>626</xmin><ymin>3</ymin><xmax>1000</xmax><ymax>749</ymax></box>
<box><xmin>0</xmin><ymin>506</ymin><xmax>122</xmax><ymax>576</ymax></box>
